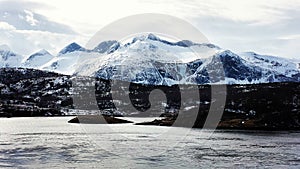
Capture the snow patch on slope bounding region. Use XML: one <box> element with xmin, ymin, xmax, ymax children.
<box><xmin>0</xmin><ymin>49</ymin><xmax>23</xmax><ymax>68</ymax></box>
<box><xmin>23</xmin><ymin>49</ymin><xmax>54</xmax><ymax>69</ymax></box>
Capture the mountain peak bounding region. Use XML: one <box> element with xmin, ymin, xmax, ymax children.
<box><xmin>36</xmin><ymin>49</ymin><xmax>51</xmax><ymax>55</ymax></box>
<box><xmin>27</xmin><ymin>49</ymin><xmax>51</xmax><ymax>60</ymax></box>
<box><xmin>24</xmin><ymin>49</ymin><xmax>54</xmax><ymax>68</ymax></box>
<box><xmin>128</xmin><ymin>33</ymin><xmax>220</xmax><ymax>50</ymax></box>
<box><xmin>93</xmin><ymin>40</ymin><xmax>120</xmax><ymax>54</ymax></box>
<box><xmin>147</xmin><ymin>33</ymin><xmax>161</xmax><ymax>41</ymax></box>
<box><xmin>59</xmin><ymin>42</ymin><xmax>85</xmax><ymax>55</ymax></box>
<box><xmin>175</xmin><ymin>40</ymin><xmax>195</xmax><ymax>47</ymax></box>
<box><xmin>131</xmin><ymin>33</ymin><xmax>159</xmax><ymax>43</ymax></box>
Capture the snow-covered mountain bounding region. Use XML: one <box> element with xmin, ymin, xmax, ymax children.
<box><xmin>0</xmin><ymin>48</ymin><xmax>23</xmax><ymax>68</ymax></box>
<box><xmin>73</xmin><ymin>34</ymin><xmax>300</xmax><ymax>85</ymax></box>
<box><xmin>58</xmin><ymin>42</ymin><xmax>86</xmax><ymax>55</ymax></box>
<box><xmin>188</xmin><ymin>50</ymin><xmax>300</xmax><ymax>84</ymax></box>
<box><xmin>239</xmin><ymin>52</ymin><xmax>299</xmax><ymax>77</ymax></box>
<box><xmin>0</xmin><ymin>33</ymin><xmax>299</xmax><ymax>85</ymax></box>
<box><xmin>92</xmin><ymin>40</ymin><xmax>120</xmax><ymax>54</ymax></box>
<box><xmin>23</xmin><ymin>49</ymin><xmax>54</xmax><ymax>69</ymax></box>
<box><xmin>74</xmin><ymin>34</ymin><xmax>223</xmax><ymax>85</ymax></box>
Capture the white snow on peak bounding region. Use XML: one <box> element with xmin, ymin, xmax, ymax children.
<box><xmin>73</xmin><ymin>34</ymin><xmax>219</xmax><ymax>79</ymax></box>
<box><xmin>23</xmin><ymin>49</ymin><xmax>54</xmax><ymax>69</ymax></box>
<box><xmin>0</xmin><ymin>50</ymin><xmax>23</xmax><ymax>68</ymax></box>
<box><xmin>0</xmin><ymin>34</ymin><xmax>299</xmax><ymax>85</ymax></box>
<box><xmin>43</xmin><ymin>51</ymin><xmax>103</xmax><ymax>75</ymax></box>
<box><xmin>239</xmin><ymin>52</ymin><xmax>299</xmax><ymax>77</ymax></box>
<box><xmin>36</xmin><ymin>49</ymin><xmax>50</xmax><ymax>55</ymax></box>
<box><xmin>47</xmin><ymin>34</ymin><xmax>300</xmax><ymax>85</ymax></box>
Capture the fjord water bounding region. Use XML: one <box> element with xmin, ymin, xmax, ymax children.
<box><xmin>0</xmin><ymin>117</ymin><xmax>299</xmax><ymax>168</ymax></box>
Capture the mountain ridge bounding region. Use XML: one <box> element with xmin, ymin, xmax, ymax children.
<box><xmin>0</xmin><ymin>34</ymin><xmax>299</xmax><ymax>85</ymax></box>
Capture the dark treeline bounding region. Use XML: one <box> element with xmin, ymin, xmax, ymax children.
<box><xmin>0</xmin><ymin>68</ymin><xmax>299</xmax><ymax>129</ymax></box>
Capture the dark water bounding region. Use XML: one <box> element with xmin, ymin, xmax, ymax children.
<box><xmin>0</xmin><ymin>117</ymin><xmax>299</xmax><ymax>168</ymax></box>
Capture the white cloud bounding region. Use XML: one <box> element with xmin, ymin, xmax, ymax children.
<box><xmin>3</xmin><ymin>0</ymin><xmax>300</xmax><ymax>31</ymax></box>
<box><xmin>0</xmin><ymin>28</ymin><xmax>88</xmax><ymax>55</ymax></box>
<box><xmin>24</xmin><ymin>9</ymin><xmax>38</xmax><ymax>26</ymax></box>
<box><xmin>278</xmin><ymin>34</ymin><xmax>300</xmax><ymax>40</ymax></box>
<box><xmin>0</xmin><ymin>21</ymin><xmax>16</xmax><ymax>30</ymax></box>
<box><xmin>0</xmin><ymin>0</ymin><xmax>299</xmax><ymax>59</ymax></box>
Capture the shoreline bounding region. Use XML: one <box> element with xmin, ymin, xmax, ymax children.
<box><xmin>1</xmin><ymin>115</ymin><xmax>299</xmax><ymax>131</ymax></box>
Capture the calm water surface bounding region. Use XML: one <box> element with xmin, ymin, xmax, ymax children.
<box><xmin>0</xmin><ymin>117</ymin><xmax>299</xmax><ymax>168</ymax></box>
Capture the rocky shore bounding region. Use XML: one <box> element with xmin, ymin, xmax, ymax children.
<box><xmin>135</xmin><ymin>117</ymin><xmax>300</xmax><ymax>130</ymax></box>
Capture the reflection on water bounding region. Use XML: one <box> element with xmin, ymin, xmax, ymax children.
<box><xmin>0</xmin><ymin>117</ymin><xmax>299</xmax><ymax>168</ymax></box>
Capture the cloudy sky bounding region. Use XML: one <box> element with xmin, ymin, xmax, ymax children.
<box><xmin>0</xmin><ymin>0</ymin><xmax>299</xmax><ymax>59</ymax></box>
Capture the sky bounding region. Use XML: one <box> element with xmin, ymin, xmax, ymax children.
<box><xmin>0</xmin><ymin>0</ymin><xmax>299</xmax><ymax>59</ymax></box>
